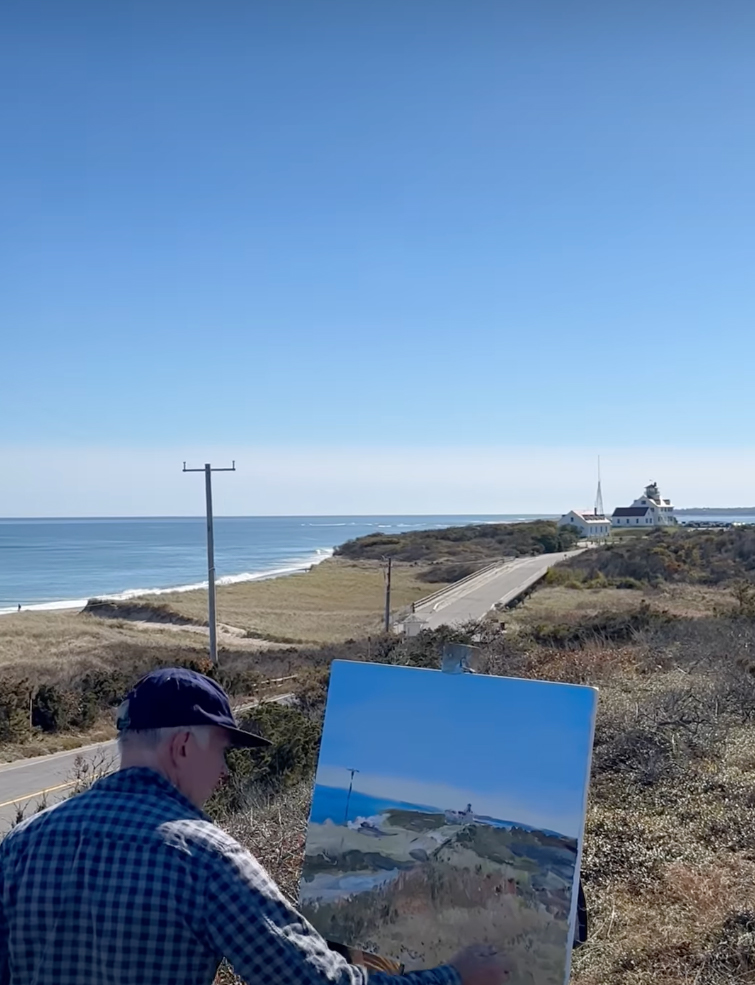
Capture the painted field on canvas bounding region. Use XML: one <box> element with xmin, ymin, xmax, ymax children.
<box><xmin>300</xmin><ymin>661</ymin><xmax>597</xmax><ymax>985</ymax></box>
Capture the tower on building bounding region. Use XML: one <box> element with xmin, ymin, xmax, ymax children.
<box><xmin>595</xmin><ymin>457</ymin><xmax>605</xmax><ymax>517</ymax></box>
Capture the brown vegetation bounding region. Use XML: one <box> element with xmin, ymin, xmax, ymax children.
<box><xmin>6</xmin><ymin>526</ymin><xmax>755</xmax><ymax>984</ymax></box>
<box><xmin>552</xmin><ymin>525</ymin><xmax>755</xmax><ymax>588</ymax></box>
<box><xmin>0</xmin><ymin>557</ymin><xmax>445</xmax><ymax>758</ymax></box>
<box><xmin>213</xmin><ymin>591</ymin><xmax>755</xmax><ymax>985</ymax></box>
<box><xmin>81</xmin><ymin>597</ymin><xmax>205</xmax><ymax>625</ymax></box>
<box><xmin>136</xmin><ymin>558</ymin><xmax>446</xmax><ymax>644</ymax></box>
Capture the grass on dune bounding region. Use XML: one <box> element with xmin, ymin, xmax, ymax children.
<box><xmin>148</xmin><ymin>558</ymin><xmax>447</xmax><ymax>644</ymax></box>
<box><xmin>0</xmin><ymin>610</ymin><xmax>237</xmax><ymax>677</ymax></box>
<box><xmin>506</xmin><ymin>582</ymin><xmax>728</xmax><ymax>633</ymax></box>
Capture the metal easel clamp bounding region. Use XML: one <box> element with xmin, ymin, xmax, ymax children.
<box><xmin>440</xmin><ymin>642</ymin><xmax>479</xmax><ymax>674</ymax></box>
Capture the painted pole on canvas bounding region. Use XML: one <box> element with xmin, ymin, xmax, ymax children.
<box><xmin>182</xmin><ymin>461</ymin><xmax>236</xmax><ymax>666</ymax></box>
<box><xmin>344</xmin><ymin>768</ymin><xmax>360</xmax><ymax>825</ymax></box>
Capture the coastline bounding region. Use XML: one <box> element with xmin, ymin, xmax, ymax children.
<box><xmin>0</xmin><ymin>548</ymin><xmax>333</xmax><ymax>618</ymax></box>
<box><xmin>4</xmin><ymin>510</ymin><xmax>750</xmax><ymax>618</ymax></box>
<box><xmin>0</xmin><ymin>514</ymin><xmax>537</xmax><ymax>616</ymax></box>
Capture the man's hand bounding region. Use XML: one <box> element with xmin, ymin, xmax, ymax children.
<box><xmin>449</xmin><ymin>944</ymin><xmax>510</xmax><ymax>985</ymax></box>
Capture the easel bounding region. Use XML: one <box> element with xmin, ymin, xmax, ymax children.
<box><xmin>440</xmin><ymin>642</ymin><xmax>478</xmax><ymax>675</ymax></box>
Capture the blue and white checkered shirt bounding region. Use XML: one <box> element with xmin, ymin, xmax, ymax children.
<box><xmin>0</xmin><ymin>768</ymin><xmax>459</xmax><ymax>985</ymax></box>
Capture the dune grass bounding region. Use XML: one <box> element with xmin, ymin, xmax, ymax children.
<box><xmin>0</xmin><ymin>610</ymin><xmax>233</xmax><ymax>677</ymax></box>
<box><xmin>506</xmin><ymin>582</ymin><xmax>728</xmax><ymax>634</ymax></box>
<box><xmin>147</xmin><ymin>558</ymin><xmax>447</xmax><ymax>644</ymax></box>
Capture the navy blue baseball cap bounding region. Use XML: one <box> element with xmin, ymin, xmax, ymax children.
<box><xmin>116</xmin><ymin>667</ymin><xmax>270</xmax><ymax>748</ymax></box>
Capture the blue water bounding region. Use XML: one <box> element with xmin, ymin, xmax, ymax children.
<box><xmin>310</xmin><ymin>785</ymin><xmax>570</xmax><ymax>839</ymax></box>
<box><xmin>677</xmin><ymin>513</ymin><xmax>755</xmax><ymax>525</ymax></box>
<box><xmin>310</xmin><ymin>785</ymin><xmax>441</xmax><ymax>825</ymax></box>
<box><xmin>0</xmin><ymin>514</ymin><xmax>548</xmax><ymax>613</ymax></box>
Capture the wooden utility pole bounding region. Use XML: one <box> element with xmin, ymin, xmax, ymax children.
<box><xmin>384</xmin><ymin>556</ymin><xmax>392</xmax><ymax>633</ymax></box>
<box><xmin>182</xmin><ymin>461</ymin><xmax>236</xmax><ymax>665</ymax></box>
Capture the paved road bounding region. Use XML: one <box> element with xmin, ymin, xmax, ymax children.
<box><xmin>0</xmin><ymin>741</ymin><xmax>117</xmax><ymax>833</ymax></box>
<box><xmin>0</xmin><ymin>693</ymin><xmax>297</xmax><ymax>834</ymax></box>
<box><xmin>414</xmin><ymin>551</ymin><xmax>581</xmax><ymax>630</ymax></box>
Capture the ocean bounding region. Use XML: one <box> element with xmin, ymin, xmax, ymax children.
<box><xmin>309</xmin><ymin>784</ymin><xmax>565</xmax><ymax>837</ymax></box>
<box><xmin>310</xmin><ymin>785</ymin><xmax>440</xmax><ymax>826</ymax></box>
<box><xmin>0</xmin><ymin>514</ymin><xmax>547</xmax><ymax>614</ymax></box>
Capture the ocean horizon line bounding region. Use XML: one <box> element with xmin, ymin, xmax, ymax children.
<box><xmin>1</xmin><ymin>508</ymin><xmax>751</xmax><ymax>523</ymax></box>
<box><xmin>0</xmin><ymin>512</ymin><xmax>554</xmax><ymax>522</ymax></box>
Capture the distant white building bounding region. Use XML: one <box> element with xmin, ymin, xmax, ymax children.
<box><xmin>558</xmin><ymin>510</ymin><xmax>611</xmax><ymax>540</ymax></box>
<box><xmin>612</xmin><ymin>483</ymin><xmax>678</xmax><ymax>528</ymax></box>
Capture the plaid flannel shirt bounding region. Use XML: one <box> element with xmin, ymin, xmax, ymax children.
<box><xmin>0</xmin><ymin>768</ymin><xmax>460</xmax><ymax>985</ymax></box>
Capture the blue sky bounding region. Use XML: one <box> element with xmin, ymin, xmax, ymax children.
<box><xmin>3</xmin><ymin>2</ymin><xmax>755</xmax><ymax>514</ymax></box>
<box><xmin>315</xmin><ymin>661</ymin><xmax>597</xmax><ymax>838</ymax></box>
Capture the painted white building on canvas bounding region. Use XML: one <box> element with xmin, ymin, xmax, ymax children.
<box><xmin>611</xmin><ymin>482</ymin><xmax>678</xmax><ymax>528</ymax></box>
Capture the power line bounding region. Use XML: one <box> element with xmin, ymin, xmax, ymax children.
<box><xmin>182</xmin><ymin>461</ymin><xmax>236</xmax><ymax>665</ymax></box>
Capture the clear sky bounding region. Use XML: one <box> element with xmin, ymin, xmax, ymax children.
<box><xmin>314</xmin><ymin>661</ymin><xmax>597</xmax><ymax>838</ymax></box>
<box><xmin>3</xmin><ymin>2</ymin><xmax>755</xmax><ymax>514</ymax></box>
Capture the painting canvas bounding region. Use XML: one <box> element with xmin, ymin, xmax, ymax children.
<box><xmin>300</xmin><ymin>661</ymin><xmax>597</xmax><ymax>985</ymax></box>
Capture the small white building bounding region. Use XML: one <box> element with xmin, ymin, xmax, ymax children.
<box><xmin>558</xmin><ymin>510</ymin><xmax>612</xmax><ymax>540</ymax></box>
<box><xmin>401</xmin><ymin>613</ymin><xmax>429</xmax><ymax>637</ymax></box>
<box><xmin>612</xmin><ymin>483</ymin><xmax>678</xmax><ymax>528</ymax></box>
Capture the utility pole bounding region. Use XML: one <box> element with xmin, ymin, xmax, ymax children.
<box><xmin>344</xmin><ymin>768</ymin><xmax>360</xmax><ymax>825</ymax></box>
<box><xmin>384</xmin><ymin>556</ymin><xmax>392</xmax><ymax>633</ymax></box>
<box><xmin>182</xmin><ymin>461</ymin><xmax>236</xmax><ymax>665</ymax></box>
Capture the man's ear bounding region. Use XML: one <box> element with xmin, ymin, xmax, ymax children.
<box><xmin>168</xmin><ymin>730</ymin><xmax>192</xmax><ymax>765</ymax></box>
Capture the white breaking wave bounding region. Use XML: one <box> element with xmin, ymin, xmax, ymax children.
<box><xmin>0</xmin><ymin>548</ymin><xmax>333</xmax><ymax>617</ymax></box>
<box><xmin>346</xmin><ymin>813</ymin><xmax>389</xmax><ymax>831</ymax></box>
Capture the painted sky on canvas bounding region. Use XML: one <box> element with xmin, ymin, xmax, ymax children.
<box><xmin>315</xmin><ymin>661</ymin><xmax>597</xmax><ymax>839</ymax></box>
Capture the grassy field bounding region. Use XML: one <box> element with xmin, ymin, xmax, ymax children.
<box><xmin>0</xmin><ymin>610</ymin><xmax>219</xmax><ymax>677</ymax></box>
<box><xmin>146</xmin><ymin>558</ymin><xmax>447</xmax><ymax>644</ymax></box>
<box><xmin>0</xmin><ymin>559</ymin><xmax>439</xmax><ymax>679</ymax></box>
<box><xmin>507</xmin><ymin>582</ymin><xmax>728</xmax><ymax>632</ymax></box>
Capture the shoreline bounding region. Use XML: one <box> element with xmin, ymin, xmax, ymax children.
<box><xmin>0</xmin><ymin>514</ymin><xmax>540</xmax><ymax>619</ymax></box>
<box><xmin>0</xmin><ymin>548</ymin><xmax>333</xmax><ymax>618</ymax></box>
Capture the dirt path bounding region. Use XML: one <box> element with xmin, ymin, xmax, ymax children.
<box><xmin>125</xmin><ymin>619</ymin><xmax>260</xmax><ymax>643</ymax></box>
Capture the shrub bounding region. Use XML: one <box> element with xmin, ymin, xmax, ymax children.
<box><xmin>207</xmin><ymin>702</ymin><xmax>323</xmax><ymax>817</ymax></box>
<box><xmin>335</xmin><ymin>520</ymin><xmax>580</xmax><ymax>564</ymax></box>
<box><xmin>555</xmin><ymin>527</ymin><xmax>755</xmax><ymax>588</ymax></box>
<box><xmin>0</xmin><ymin>679</ymin><xmax>32</xmax><ymax>742</ymax></box>
<box><xmin>31</xmin><ymin>684</ymin><xmax>79</xmax><ymax>733</ymax></box>
<box><xmin>526</xmin><ymin>602</ymin><xmax>677</xmax><ymax>649</ymax></box>
<box><xmin>418</xmin><ymin>562</ymin><xmax>482</xmax><ymax>584</ymax></box>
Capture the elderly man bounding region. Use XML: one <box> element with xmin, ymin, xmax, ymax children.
<box><xmin>0</xmin><ymin>668</ymin><xmax>509</xmax><ymax>985</ymax></box>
